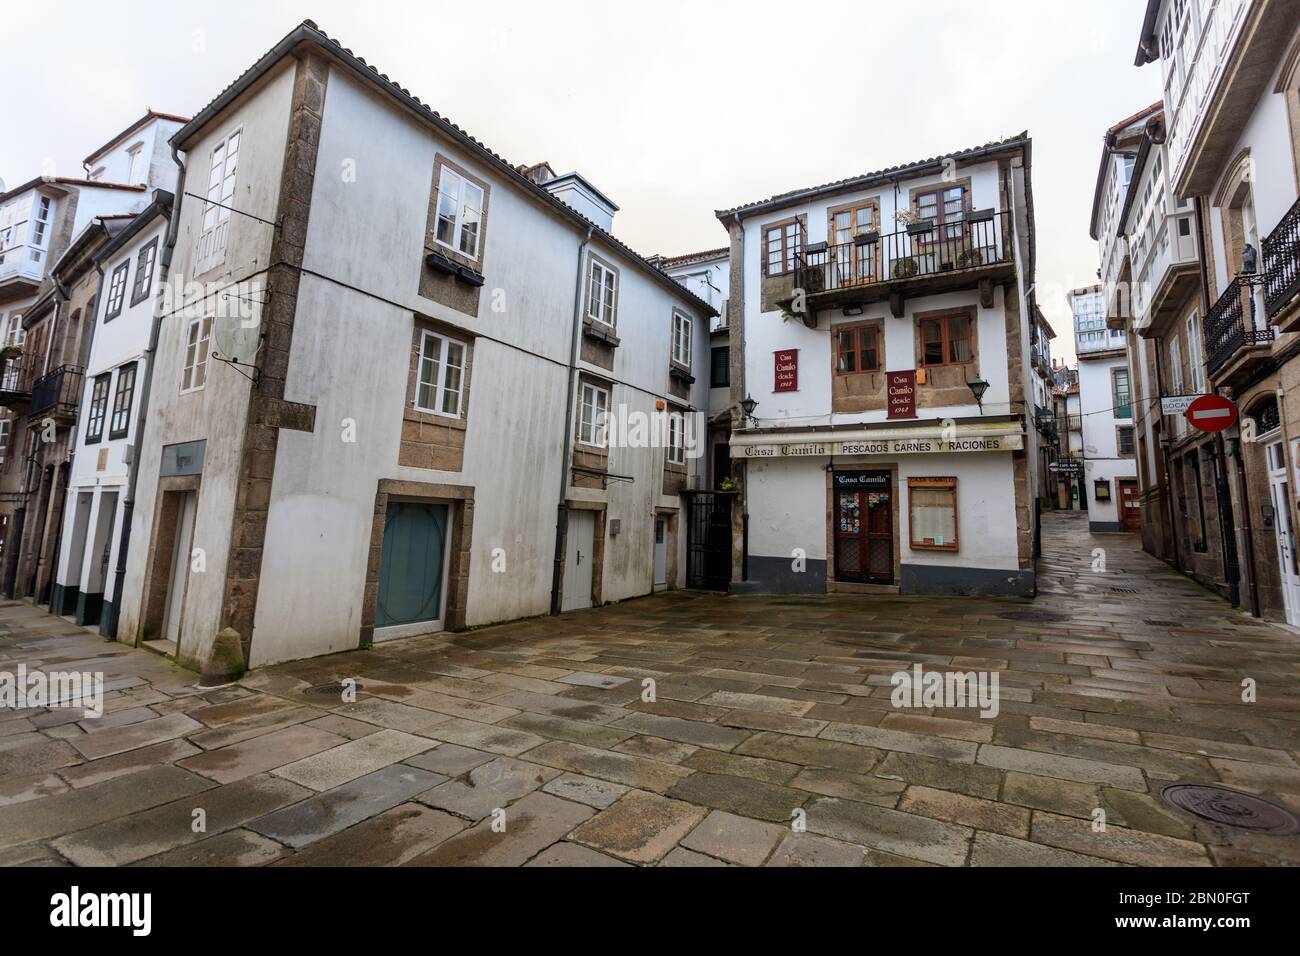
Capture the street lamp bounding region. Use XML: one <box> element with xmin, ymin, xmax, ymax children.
<box><xmin>740</xmin><ymin>394</ymin><xmax>758</xmax><ymax>426</ymax></box>
<box><xmin>967</xmin><ymin>374</ymin><xmax>990</xmax><ymax>413</ymax></box>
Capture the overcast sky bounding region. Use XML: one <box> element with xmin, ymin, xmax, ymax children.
<box><xmin>2</xmin><ymin>0</ymin><xmax>1159</xmax><ymax>363</ymax></box>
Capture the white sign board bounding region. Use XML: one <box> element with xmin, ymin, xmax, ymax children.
<box><xmin>1161</xmin><ymin>395</ymin><xmax>1199</xmax><ymax>415</ymax></box>
<box><xmin>733</xmin><ymin>434</ymin><xmax>1023</xmax><ymax>459</ymax></box>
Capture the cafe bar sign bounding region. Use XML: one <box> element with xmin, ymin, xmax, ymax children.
<box><xmin>774</xmin><ymin>349</ymin><xmax>798</xmax><ymax>392</ymax></box>
<box><xmin>735</xmin><ymin>433</ymin><xmax>1023</xmax><ymax>458</ymax></box>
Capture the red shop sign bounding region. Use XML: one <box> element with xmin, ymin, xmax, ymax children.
<box><xmin>887</xmin><ymin>370</ymin><xmax>917</xmax><ymax>419</ymax></box>
<box><xmin>774</xmin><ymin>349</ymin><xmax>798</xmax><ymax>392</ymax></box>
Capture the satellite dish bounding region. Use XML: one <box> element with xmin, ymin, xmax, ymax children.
<box><xmin>211</xmin><ymin>301</ymin><xmax>262</xmax><ymax>367</ymax></box>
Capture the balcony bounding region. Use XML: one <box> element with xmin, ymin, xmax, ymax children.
<box><xmin>1264</xmin><ymin>194</ymin><xmax>1300</xmax><ymax>330</ymax></box>
<box><xmin>793</xmin><ymin>210</ymin><xmax>1014</xmax><ymax>319</ymax></box>
<box><xmin>1132</xmin><ymin>214</ymin><xmax>1200</xmax><ymax>336</ymax></box>
<box><xmin>27</xmin><ymin>365</ymin><xmax>82</xmax><ymax>423</ymax></box>
<box><xmin>0</xmin><ymin>245</ymin><xmax>46</xmax><ymax>301</ymax></box>
<box><xmin>1204</xmin><ymin>275</ymin><xmax>1273</xmax><ymax>385</ymax></box>
<box><xmin>0</xmin><ymin>354</ymin><xmax>33</xmax><ymax>412</ymax></box>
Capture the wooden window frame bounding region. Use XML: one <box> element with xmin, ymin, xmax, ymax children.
<box><xmin>130</xmin><ymin>238</ymin><xmax>159</xmax><ymax>307</ymax></box>
<box><xmin>667</xmin><ymin>408</ymin><xmax>685</xmax><ymax>465</ymax></box>
<box><xmin>577</xmin><ymin>381</ymin><xmax>610</xmax><ymax>449</ymax></box>
<box><xmin>763</xmin><ymin>216</ymin><xmax>804</xmax><ymax>277</ymax></box>
<box><xmin>108</xmin><ymin>362</ymin><xmax>137</xmax><ymax>440</ymax></box>
<box><xmin>414</xmin><ymin>329</ymin><xmax>467</xmax><ymax>419</ymax></box>
<box><xmin>671</xmin><ymin>310</ymin><xmax>692</xmax><ymax>368</ymax></box>
<box><xmin>1111</xmin><ymin>366</ymin><xmax>1132</xmax><ymax>420</ymax></box>
<box><xmin>912</xmin><ymin>182</ymin><xmax>969</xmax><ymax>241</ymax></box>
<box><xmin>1116</xmin><ymin>424</ymin><xmax>1136</xmax><ymax>458</ymax></box>
<box><xmin>104</xmin><ymin>261</ymin><xmax>129</xmax><ymax>320</ymax></box>
<box><xmin>908</xmin><ymin>476</ymin><xmax>959</xmax><ymax>552</ymax></box>
<box><xmin>434</xmin><ymin>165</ymin><xmax>487</xmax><ymax>261</ymax></box>
<box><xmin>917</xmin><ymin>311</ymin><xmax>975</xmax><ymax>368</ymax></box>
<box><xmin>84</xmin><ymin>372</ymin><xmax>111</xmax><ymax>445</ymax></box>
<box><xmin>710</xmin><ymin>345</ymin><xmax>729</xmax><ymax>388</ymax></box>
<box><xmin>180</xmin><ymin>315</ymin><xmax>212</xmax><ymax>393</ymax></box>
<box><xmin>586</xmin><ymin>254</ymin><xmax>619</xmax><ymax>329</ymax></box>
<box><xmin>834</xmin><ymin>321</ymin><xmax>882</xmax><ymax>375</ymax></box>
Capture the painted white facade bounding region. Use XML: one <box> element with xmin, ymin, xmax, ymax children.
<box><xmin>117</xmin><ymin>35</ymin><xmax>715</xmax><ymax>669</ymax></box>
<box><xmin>1077</xmin><ymin>353</ymin><xmax>1138</xmax><ymax>531</ymax></box>
<box><xmin>721</xmin><ymin>138</ymin><xmax>1039</xmax><ymax>596</ymax></box>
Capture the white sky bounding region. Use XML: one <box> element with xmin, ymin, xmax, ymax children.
<box><xmin>1</xmin><ymin>0</ymin><xmax>1159</xmax><ymax>364</ymax></box>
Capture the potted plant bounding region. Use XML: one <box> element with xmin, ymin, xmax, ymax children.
<box><xmin>0</xmin><ymin>344</ymin><xmax>21</xmax><ymax>362</ymax></box>
<box><xmin>891</xmin><ymin>257</ymin><xmax>920</xmax><ymax>279</ymax></box>
<box><xmin>719</xmin><ymin>476</ymin><xmax>739</xmax><ymax>492</ymax></box>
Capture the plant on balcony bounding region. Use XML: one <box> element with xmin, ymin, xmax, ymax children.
<box><xmin>719</xmin><ymin>476</ymin><xmax>739</xmax><ymax>492</ymax></box>
<box><xmin>891</xmin><ymin>257</ymin><xmax>920</xmax><ymax>279</ymax></box>
<box><xmin>0</xmin><ymin>345</ymin><xmax>21</xmax><ymax>361</ymax></box>
<box><xmin>956</xmin><ymin>248</ymin><xmax>984</xmax><ymax>269</ymax></box>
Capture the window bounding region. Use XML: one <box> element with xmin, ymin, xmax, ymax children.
<box><xmin>1111</xmin><ymin>367</ymin><xmax>1132</xmax><ymax>419</ymax></box>
<box><xmin>127</xmin><ymin>144</ymin><xmax>146</xmax><ymax>184</ymax></box>
<box><xmin>30</xmin><ymin>197</ymin><xmax>51</xmax><ymax>248</ymax></box>
<box><xmin>434</xmin><ymin>166</ymin><xmax>485</xmax><ymax>259</ymax></box>
<box><xmin>109</xmin><ymin>363</ymin><xmax>137</xmax><ymax>439</ymax></box>
<box><xmin>181</xmin><ymin>316</ymin><xmax>213</xmax><ymax>392</ymax></box>
<box><xmin>836</xmin><ymin>324</ymin><xmax>881</xmax><ymax>374</ymax></box>
<box><xmin>918</xmin><ymin>312</ymin><xmax>973</xmax><ymax>367</ymax></box>
<box><xmin>414</xmin><ymin>330</ymin><xmax>466</xmax><ymax>418</ymax></box>
<box><xmin>710</xmin><ymin>346</ymin><xmax>730</xmax><ymax>388</ymax></box>
<box><xmin>84</xmin><ymin>373</ymin><xmax>111</xmax><ymax>444</ymax></box>
<box><xmin>672</xmin><ymin>311</ymin><xmax>692</xmax><ymax>367</ymax></box>
<box><xmin>577</xmin><ymin>382</ymin><xmax>609</xmax><ymax>448</ymax></box>
<box><xmin>909</xmin><ymin>477</ymin><xmax>958</xmax><ymax>551</ymax></box>
<box><xmin>1168</xmin><ymin>337</ymin><xmax>1184</xmax><ymax>437</ymax></box>
<box><xmin>587</xmin><ymin>257</ymin><xmax>618</xmax><ymax>327</ymax></box>
<box><xmin>104</xmin><ymin>261</ymin><xmax>129</xmax><ymax>320</ymax></box>
<box><xmin>1185</xmin><ymin>311</ymin><xmax>1203</xmax><ymax>392</ymax></box>
<box><xmin>763</xmin><ymin>219</ymin><xmax>803</xmax><ymax>276</ymax></box>
<box><xmin>667</xmin><ymin>410</ymin><xmax>684</xmax><ymax>465</ymax></box>
<box><xmin>196</xmin><ymin>129</ymin><xmax>240</xmax><ymax>272</ymax></box>
<box><xmin>130</xmin><ymin>238</ymin><xmax>159</xmax><ymax>306</ymax></box>
<box><xmin>0</xmin><ymin>417</ymin><xmax>9</xmax><ymax>466</ymax></box>
<box><xmin>915</xmin><ymin>185</ymin><xmax>966</xmax><ymax>239</ymax></box>
<box><xmin>1117</xmin><ymin>425</ymin><xmax>1135</xmax><ymax>457</ymax></box>
<box><xmin>3</xmin><ymin>313</ymin><xmax>24</xmax><ymax>347</ymax></box>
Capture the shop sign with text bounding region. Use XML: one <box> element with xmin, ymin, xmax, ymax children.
<box><xmin>774</xmin><ymin>349</ymin><xmax>798</xmax><ymax>392</ymax></box>
<box><xmin>887</xmin><ymin>370</ymin><xmax>916</xmax><ymax>419</ymax></box>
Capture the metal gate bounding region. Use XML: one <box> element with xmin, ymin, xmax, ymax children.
<box><xmin>686</xmin><ymin>493</ymin><xmax>732</xmax><ymax>591</ymax></box>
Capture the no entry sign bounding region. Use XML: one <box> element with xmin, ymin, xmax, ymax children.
<box><xmin>1185</xmin><ymin>395</ymin><xmax>1238</xmax><ymax>433</ymax></box>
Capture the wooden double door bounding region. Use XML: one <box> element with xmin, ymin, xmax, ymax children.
<box><xmin>833</xmin><ymin>470</ymin><xmax>893</xmax><ymax>584</ymax></box>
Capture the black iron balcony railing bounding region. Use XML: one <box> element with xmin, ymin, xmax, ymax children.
<box><xmin>795</xmin><ymin>210</ymin><xmax>1011</xmax><ymax>296</ymax></box>
<box><xmin>28</xmin><ymin>364</ymin><xmax>83</xmax><ymax>420</ymax></box>
<box><xmin>1205</xmin><ymin>275</ymin><xmax>1273</xmax><ymax>377</ymax></box>
<box><xmin>1264</xmin><ymin>194</ymin><xmax>1300</xmax><ymax>319</ymax></box>
<box><xmin>0</xmin><ymin>354</ymin><xmax>30</xmax><ymax>397</ymax></box>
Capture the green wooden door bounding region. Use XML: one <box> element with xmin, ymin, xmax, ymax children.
<box><xmin>376</xmin><ymin>502</ymin><xmax>449</xmax><ymax>628</ymax></box>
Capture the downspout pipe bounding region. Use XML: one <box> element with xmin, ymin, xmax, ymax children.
<box><xmin>550</xmin><ymin>225</ymin><xmax>594</xmax><ymax>615</ymax></box>
<box><xmin>103</xmin><ymin>150</ymin><xmax>185</xmax><ymax>640</ymax></box>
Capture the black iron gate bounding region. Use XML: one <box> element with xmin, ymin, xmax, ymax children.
<box><xmin>686</xmin><ymin>493</ymin><xmax>733</xmax><ymax>591</ymax></box>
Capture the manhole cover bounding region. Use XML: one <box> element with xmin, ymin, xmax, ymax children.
<box><xmin>304</xmin><ymin>680</ymin><xmax>363</xmax><ymax>697</ymax></box>
<box><xmin>1162</xmin><ymin>784</ymin><xmax>1300</xmax><ymax>835</ymax></box>
<box><xmin>997</xmin><ymin>610</ymin><xmax>1069</xmax><ymax>623</ymax></box>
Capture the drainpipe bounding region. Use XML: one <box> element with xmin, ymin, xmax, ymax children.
<box><xmin>104</xmin><ymin>153</ymin><xmax>186</xmax><ymax>640</ymax></box>
<box><xmin>549</xmin><ymin>224</ymin><xmax>594</xmax><ymax>615</ymax></box>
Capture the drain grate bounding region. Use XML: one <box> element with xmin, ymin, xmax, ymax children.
<box><xmin>1144</xmin><ymin>619</ymin><xmax>1182</xmax><ymax>627</ymax></box>
<box><xmin>1161</xmin><ymin>784</ymin><xmax>1300</xmax><ymax>835</ymax></box>
<box><xmin>304</xmin><ymin>680</ymin><xmax>363</xmax><ymax>697</ymax></box>
<box><xmin>1109</xmin><ymin>587</ymin><xmax>1139</xmax><ymax>594</ymax></box>
<box><xmin>997</xmin><ymin>610</ymin><xmax>1069</xmax><ymax>624</ymax></box>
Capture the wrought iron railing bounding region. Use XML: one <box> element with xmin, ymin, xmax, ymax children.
<box><xmin>0</xmin><ymin>354</ymin><xmax>29</xmax><ymax>395</ymax></box>
<box><xmin>1205</xmin><ymin>275</ymin><xmax>1273</xmax><ymax>377</ymax></box>
<box><xmin>1264</xmin><ymin>194</ymin><xmax>1300</xmax><ymax>319</ymax></box>
<box><xmin>795</xmin><ymin>210</ymin><xmax>1010</xmax><ymax>296</ymax></box>
<box><xmin>28</xmin><ymin>364</ymin><xmax>83</xmax><ymax>419</ymax></box>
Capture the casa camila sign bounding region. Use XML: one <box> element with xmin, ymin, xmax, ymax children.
<box><xmin>733</xmin><ymin>433</ymin><xmax>1023</xmax><ymax>458</ymax></box>
<box><xmin>887</xmin><ymin>370</ymin><xmax>917</xmax><ymax>419</ymax></box>
<box><xmin>774</xmin><ymin>349</ymin><xmax>798</xmax><ymax>392</ymax></box>
<box><xmin>1186</xmin><ymin>395</ymin><xmax>1238</xmax><ymax>433</ymax></box>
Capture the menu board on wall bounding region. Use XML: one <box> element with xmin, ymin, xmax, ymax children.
<box><xmin>774</xmin><ymin>349</ymin><xmax>798</xmax><ymax>392</ymax></box>
<box><xmin>887</xmin><ymin>370</ymin><xmax>917</xmax><ymax>419</ymax></box>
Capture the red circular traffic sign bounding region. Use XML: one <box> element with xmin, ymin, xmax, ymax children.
<box><xmin>1185</xmin><ymin>395</ymin><xmax>1238</xmax><ymax>433</ymax></box>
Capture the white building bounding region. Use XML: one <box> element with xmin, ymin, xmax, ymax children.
<box><xmin>1072</xmin><ymin>285</ymin><xmax>1139</xmax><ymax>532</ymax></box>
<box><xmin>114</xmin><ymin>21</ymin><xmax>717</xmax><ymax>671</ymax></box>
<box><xmin>717</xmin><ymin>134</ymin><xmax>1040</xmax><ymax>596</ymax></box>
<box><xmin>51</xmin><ymin>191</ymin><xmax>172</xmax><ymax>631</ymax></box>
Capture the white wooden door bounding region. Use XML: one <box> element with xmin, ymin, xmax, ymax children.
<box><xmin>1266</xmin><ymin>442</ymin><xmax>1300</xmax><ymax>626</ymax></box>
<box><xmin>563</xmin><ymin>510</ymin><xmax>595</xmax><ymax>611</ymax></box>
<box><xmin>653</xmin><ymin>516</ymin><xmax>668</xmax><ymax>591</ymax></box>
